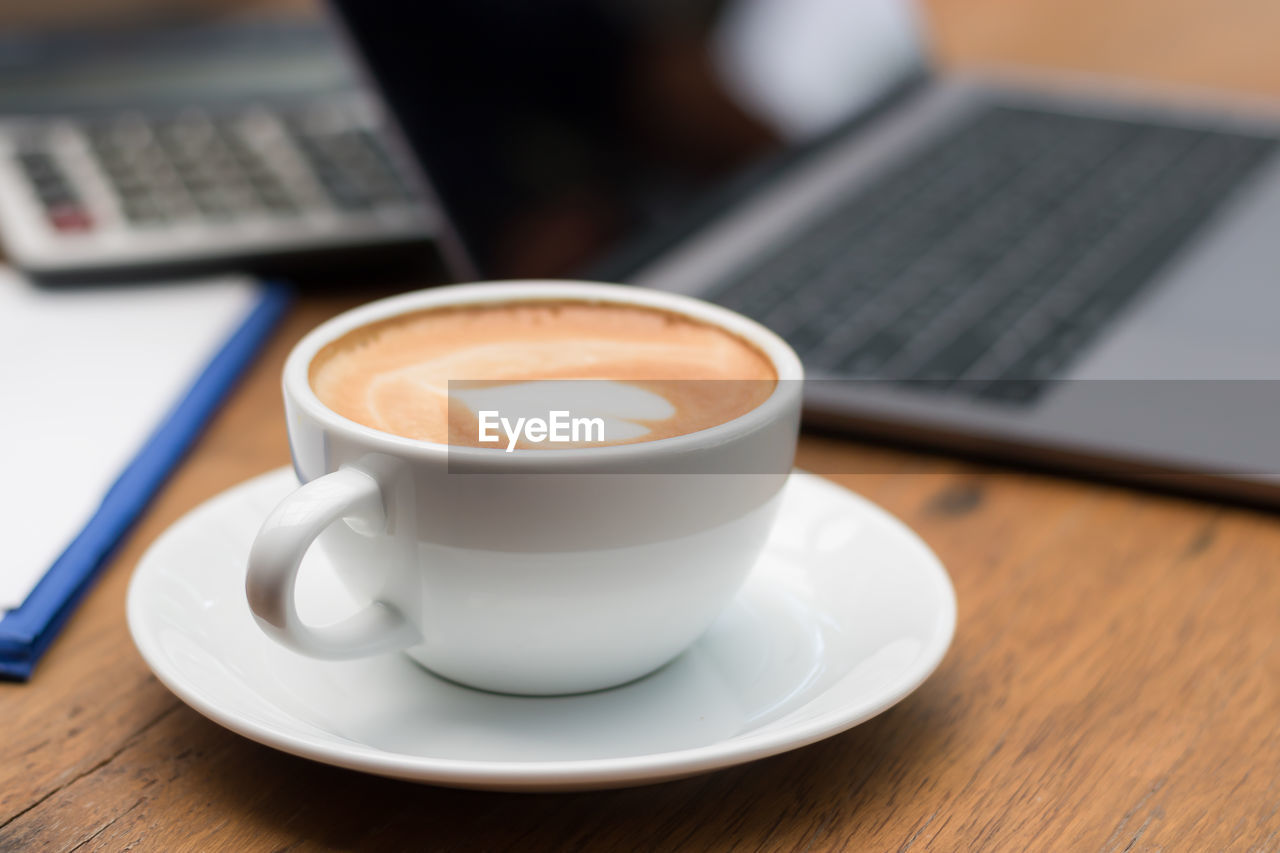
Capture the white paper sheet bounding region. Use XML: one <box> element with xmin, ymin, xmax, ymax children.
<box><xmin>0</xmin><ymin>266</ymin><xmax>260</xmax><ymax>610</ymax></box>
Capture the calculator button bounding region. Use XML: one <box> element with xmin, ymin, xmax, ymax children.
<box><xmin>17</xmin><ymin>150</ymin><xmax>60</xmax><ymax>179</ymax></box>
<box><xmin>119</xmin><ymin>190</ymin><xmax>160</xmax><ymax>214</ymax></box>
<box><xmin>34</xmin><ymin>180</ymin><xmax>77</xmax><ymax>207</ymax></box>
<box><xmin>285</xmin><ymin>120</ymin><xmax>389</xmax><ymax>211</ymax></box>
<box><xmin>256</xmin><ymin>186</ymin><xmax>299</xmax><ymax>216</ymax></box>
<box><xmin>17</xmin><ymin>151</ymin><xmax>68</xmax><ymax>184</ymax></box>
<box><xmin>316</xmin><ymin>169</ymin><xmax>372</xmax><ymax>211</ymax></box>
<box><xmin>191</xmin><ymin>190</ymin><xmax>246</xmax><ymax>221</ymax></box>
<box><xmin>352</xmin><ymin>129</ymin><xmax>416</xmax><ymax>201</ymax></box>
<box><xmin>121</xmin><ymin>198</ymin><xmax>167</xmax><ymax>226</ymax></box>
<box><xmin>220</xmin><ymin>138</ymin><xmax>296</xmax><ymax>215</ymax></box>
<box><xmin>14</xmin><ymin>150</ymin><xmax>94</xmax><ymax>229</ymax></box>
<box><xmin>47</xmin><ymin>205</ymin><xmax>94</xmax><ymax>232</ymax></box>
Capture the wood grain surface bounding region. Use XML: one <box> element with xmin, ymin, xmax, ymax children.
<box><xmin>4</xmin><ymin>1</ymin><xmax>1280</xmax><ymax>850</ymax></box>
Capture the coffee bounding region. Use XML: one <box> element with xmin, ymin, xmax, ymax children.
<box><xmin>309</xmin><ymin>300</ymin><xmax>777</xmax><ymax>448</ymax></box>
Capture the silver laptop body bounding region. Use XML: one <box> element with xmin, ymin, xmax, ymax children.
<box><xmin>622</xmin><ymin>2</ymin><xmax>1280</xmax><ymax>503</ymax></box>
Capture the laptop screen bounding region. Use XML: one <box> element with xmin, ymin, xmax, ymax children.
<box><xmin>329</xmin><ymin>0</ymin><xmax>926</xmax><ymax>279</ymax></box>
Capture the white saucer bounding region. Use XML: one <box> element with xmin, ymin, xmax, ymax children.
<box><xmin>127</xmin><ymin>468</ymin><xmax>955</xmax><ymax>792</ymax></box>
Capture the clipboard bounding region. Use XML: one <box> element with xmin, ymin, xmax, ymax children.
<box><xmin>0</xmin><ymin>274</ymin><xmax>290</xmax><ymax>679</ymax></box>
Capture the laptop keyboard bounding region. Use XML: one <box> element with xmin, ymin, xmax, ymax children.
<box><xmin>705</xmin><ymin>104</ymin><xmax>1278</xmax><ymax>405</ymax></box>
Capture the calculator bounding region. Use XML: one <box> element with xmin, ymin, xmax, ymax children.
<box><xmin>0</xmin><ymin>17</ymin><xmax>436</xmax><ymax>282</ymax></box>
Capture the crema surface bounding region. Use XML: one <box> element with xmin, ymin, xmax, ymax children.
<box><xmin>309</xmin><ymin>301</ymin><xmax>777</xmax><ymax>447</ymax></box>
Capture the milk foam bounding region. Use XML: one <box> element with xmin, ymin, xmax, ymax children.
<box><xmin>309</xmin><ymin>301</ymin><xmax>776</xmax><ymax>446</ymax></box>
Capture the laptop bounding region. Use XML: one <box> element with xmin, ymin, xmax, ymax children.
<box><xmin>328</xmin><ymin>0</ymin><xmax>1280</xmax><ymax>504</ymax></box>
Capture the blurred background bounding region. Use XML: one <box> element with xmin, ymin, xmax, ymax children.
<box><xmin>2</xmin><ymin>0</ymin><xmax>1278</xmax><ymax>286</ymax></box>
<box><xmin>8</xmin><ymin>0</ymin><xmax>1279</xmax><ymax>89</ymax></box>
<box><xmin>4</xmin><ymin>0</ymin><xmax>1280</xmax><ymax>498</ymax></box>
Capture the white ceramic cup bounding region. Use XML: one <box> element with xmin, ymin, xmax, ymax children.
<box><xmin>245</xmin><ymin>281</ymin><xmax>803</xmax><ymax>695</ymax></box>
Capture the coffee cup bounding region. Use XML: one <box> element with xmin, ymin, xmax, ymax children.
<box><xmin>245</xmin><ymin>281</ymin><xmax>803</xmax><ymax>695</ymax></box>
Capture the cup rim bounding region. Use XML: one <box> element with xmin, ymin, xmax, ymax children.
<box><xmin>284</xmin><ymin>280</ymin><xmax>803</xmax><ymax>465</ymax></box>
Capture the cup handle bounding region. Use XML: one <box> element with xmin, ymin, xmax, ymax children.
<box><xmin>246</xmin><ymin>467</ymin><xmax>420</xmax><ymax>659</ymax></box>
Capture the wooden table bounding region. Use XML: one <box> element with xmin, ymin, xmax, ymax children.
<box><xmin>4</xmin><ymin>1</ymin><xmax>1280</xmax><ymax>849</ymax></box>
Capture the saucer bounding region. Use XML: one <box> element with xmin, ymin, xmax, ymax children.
<box><xmin>127</xmin><ymin>468</ymin><xmax>955</xmax><ymax>791</ymax></box>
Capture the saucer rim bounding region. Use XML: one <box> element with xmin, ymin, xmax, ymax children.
<box><xmin>127</xmin><ymin>468</ymin><xmax>956</xmax><ymax>790</ymax></box>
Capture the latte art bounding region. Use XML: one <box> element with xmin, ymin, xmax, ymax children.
<box><xmin>309</xmin><ymin>301</ymin><xmax>777</xmax><ymax>447</ymax></box>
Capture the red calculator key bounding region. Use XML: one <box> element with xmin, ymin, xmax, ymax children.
<box><xmin>47</xmin><ymin>206</ymin><xmax>95</xmax><ymax>232</ymax></box>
